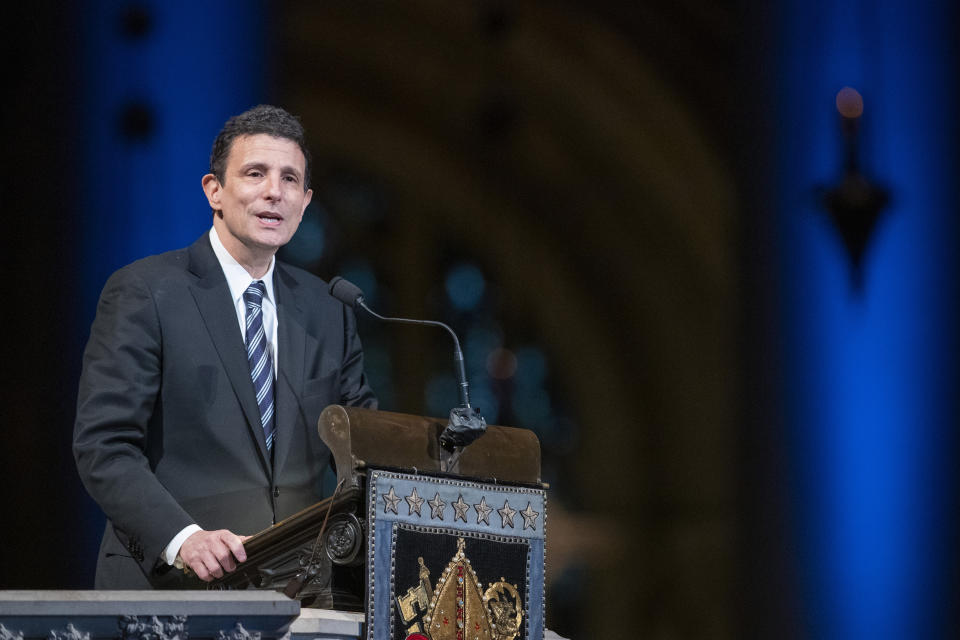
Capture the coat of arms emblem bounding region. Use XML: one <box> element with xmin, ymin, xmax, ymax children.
<box><xmin>396</xmin><ymin>538</ymin><xmax>523</xmax><ymax>640</ymax></box>
<box><xmin>365</xmin><ymin>470</ymin><xmax>545</xmax><ymax>640</ymax></box>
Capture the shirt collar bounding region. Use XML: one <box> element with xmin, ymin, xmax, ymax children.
<box><xmin>209</xmin><ymin>226</ymin><xmax>276</xmax><ymax>306</ymax></box>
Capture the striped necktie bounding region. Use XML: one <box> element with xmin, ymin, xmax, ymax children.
<box><xmin>243</xmin><ymin>281</ymin><xmax>276</xmax><ymax>451</ymax></box>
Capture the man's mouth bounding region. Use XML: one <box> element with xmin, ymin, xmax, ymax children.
<box><xmin>256</xmin><ymin>212</ymin><xmax>283</xmax><ymax>225</ymax></box>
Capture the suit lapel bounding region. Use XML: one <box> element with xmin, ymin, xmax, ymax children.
<box><xmin>186</xmin><ymin>235</ymin><xmax>272</xmax><ymax>472</ymax></box>
<box><xmin>273</xmin><ymin>263</ymin><xmax>306</xmax><ymax>476</ymax></box>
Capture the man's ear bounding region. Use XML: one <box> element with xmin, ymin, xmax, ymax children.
<box><xmin>202</xmin><ymin>174</ymin><xmax>222</xmax><ymax>210</ymax></box>
<box><xmin>300</xmin><ymin>188</ymin><xmax>313</xmax><ymax>219</ymax></box>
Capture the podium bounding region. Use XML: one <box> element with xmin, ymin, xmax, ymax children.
<box><xmin>209</xmin><ymin>406</ymin><xmax>547</xmax><ymax>640</ymax></box>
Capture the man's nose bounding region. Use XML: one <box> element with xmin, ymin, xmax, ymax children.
<box><xmin>264</xmin><ymin>174</ymin><xmax>282</xmax><ymax>199</ymax></box>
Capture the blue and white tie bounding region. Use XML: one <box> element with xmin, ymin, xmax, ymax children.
<box><xmin>243</xmin><ymin>281</ymin><xmax>275</xmax><ymax>451</ymax></box>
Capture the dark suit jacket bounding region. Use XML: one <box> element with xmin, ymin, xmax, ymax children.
<box><xmin>73</xmin><ymin>233</ymin><xmax>376</xmax><ymax>588</ymax></box>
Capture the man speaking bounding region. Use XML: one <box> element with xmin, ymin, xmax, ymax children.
<box><xmin>74</xmin><ymin>105</ymin><xmax>376</xmax><ymax>588</ymax></box>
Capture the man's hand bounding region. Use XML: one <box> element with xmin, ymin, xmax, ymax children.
<box><xmin>178</xmin><ymin>529</ymin><xmax>248</xmax><ymax>582</ymax></box>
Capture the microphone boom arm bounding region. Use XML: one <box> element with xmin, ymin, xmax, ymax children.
<box><xmin>356</xmin><ymin>298</ymin><xmax>472</xmax><ymax>408</ymax></box>
<box><xmin>328</xmin><ymin>275</ymin><xmax>486</xmax><ymax>457</ymax></box>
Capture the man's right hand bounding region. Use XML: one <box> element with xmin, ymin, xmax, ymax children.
<box><xmin>177</xmin><ymin>529</ymin><xmax>247</xmax><ymax>582</ymax></box>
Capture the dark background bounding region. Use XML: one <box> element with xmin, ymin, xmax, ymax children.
<box><xmin>2</xmin><ymin>1</ymin><xmax>959</xmax><ymax>638</ymax></box>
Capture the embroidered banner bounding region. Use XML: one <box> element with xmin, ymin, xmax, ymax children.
<box><xmin>365</xmin><ymin>469</ymin><xmax>546</xmax><ymax>640</ymax></box>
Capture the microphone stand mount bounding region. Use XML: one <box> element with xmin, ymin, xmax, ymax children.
<box><xmin>328</xmin><ymin>277</ymin><xmax>487</xmax><ymax>471</ymax></box>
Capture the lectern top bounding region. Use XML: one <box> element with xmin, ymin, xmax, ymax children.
<box><xmin>318</xmin><ymin>406</ymin><xmax>542</xmax><ymax>488</ymax></box>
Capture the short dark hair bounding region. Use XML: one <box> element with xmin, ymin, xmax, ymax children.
<box><xmin>209</xmin><ymin>104</ymin><xmax>312</xmax><ymax>190</ymax></box>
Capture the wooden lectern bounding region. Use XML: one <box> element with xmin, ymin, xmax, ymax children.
<box><xmin>207</xmin><ymin>405</ymin><xmax>545</xmax><ymax>640</ymax></box>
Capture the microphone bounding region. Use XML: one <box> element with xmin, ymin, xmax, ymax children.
<box><xmin>328</xmin><ymin>276</ymin><xmax>486</xmax><ymax>453</ymax></box>
<box><xmin>328</xmin><ymin>277</ymin><xmax>365</xmax><ymax>309</ymax></box>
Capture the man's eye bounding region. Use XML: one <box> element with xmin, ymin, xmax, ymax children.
<box><xmin>247</xmin><ymin>170</ymin><xmax>263</xmax><ymax>178</ymax></box>
<box><xmin>283</xmin><ymin>175</ymin><xmax>298</xmax><ymax>183</ymax></box>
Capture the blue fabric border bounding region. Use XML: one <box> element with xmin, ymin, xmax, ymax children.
<box><xmin>366</xmin><ymin>469</ymin><xmax>547</xmax><ymax>639</ymax></box>
<box><xmin>370</xmin><ymin>471</ymin><xmax>545</xmax><ymax>539</ymax></box>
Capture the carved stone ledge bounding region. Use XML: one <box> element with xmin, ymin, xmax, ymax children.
<box><xmin>0</xmin><ymin>592</ymin><xmax>296</xmax><ymax>640</ymax></box>
<box><xmin>48</xmin><ymin>624</ymin><xmax>89</xmax><ymax>640</ymax></box>
<box><xmin>216</xmin><ymin>623</ymin><xmax>259</xmax><ymax>640</ymax></box>
<box><xmin>0</xmin><ymin>623</ymin><xmax>24</xmax><ymax>640</ymax></box>
<box><xmin>0</xmin><ymin>592</ymin><xmax>557</xmax><ymax>640</ymax></box>
<box><xmin>119</xmin><ymin>615</ymin><xmax>188</xmax><ymax>640</ymax></box>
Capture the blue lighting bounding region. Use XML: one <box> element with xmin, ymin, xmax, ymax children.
<box><xmin>445</xmin><ymin>263</ymin><xmax>487</xmax><ymax>311</ymax></box>
<box><xmin>79</xmin><ymin>1</ymin><xmax>267</xmax><ymax>318</ymax></box>
<box><xmin>776</xmin><ymin>0</ymin><xmax>957</xmax><ymax>635</ymax></box>
<box><xmin>77</xmin><ymin>0</ymin><xmax>267</xmax><ymax>581</ymax></box>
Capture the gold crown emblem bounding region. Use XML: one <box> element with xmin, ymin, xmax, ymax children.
<box><xmin>396</xmin><ymin>538</ymin><xmax>523</xmax><ymax>640</ymax></box>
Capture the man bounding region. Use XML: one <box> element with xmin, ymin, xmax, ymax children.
<box><xmin>74</xmin><ymin>105</ymin><xmax>376</xmax><ymax>588</ymax></box>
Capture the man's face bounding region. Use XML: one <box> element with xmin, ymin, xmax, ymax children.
<box><xmin>203</xmin><ymin>134</ymin><xmax>313</xmax><ymax>266</ymax></box>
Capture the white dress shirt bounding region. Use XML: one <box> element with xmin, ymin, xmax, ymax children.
<box><xmin>209</xmin><ymin>225</ymin><xmax>279</xmax><ymax>375</ymax></box>
<box><xmin>162</xmin><ymin>226</ymin><xmax>279</xmax><ymax>566</ymax></box>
